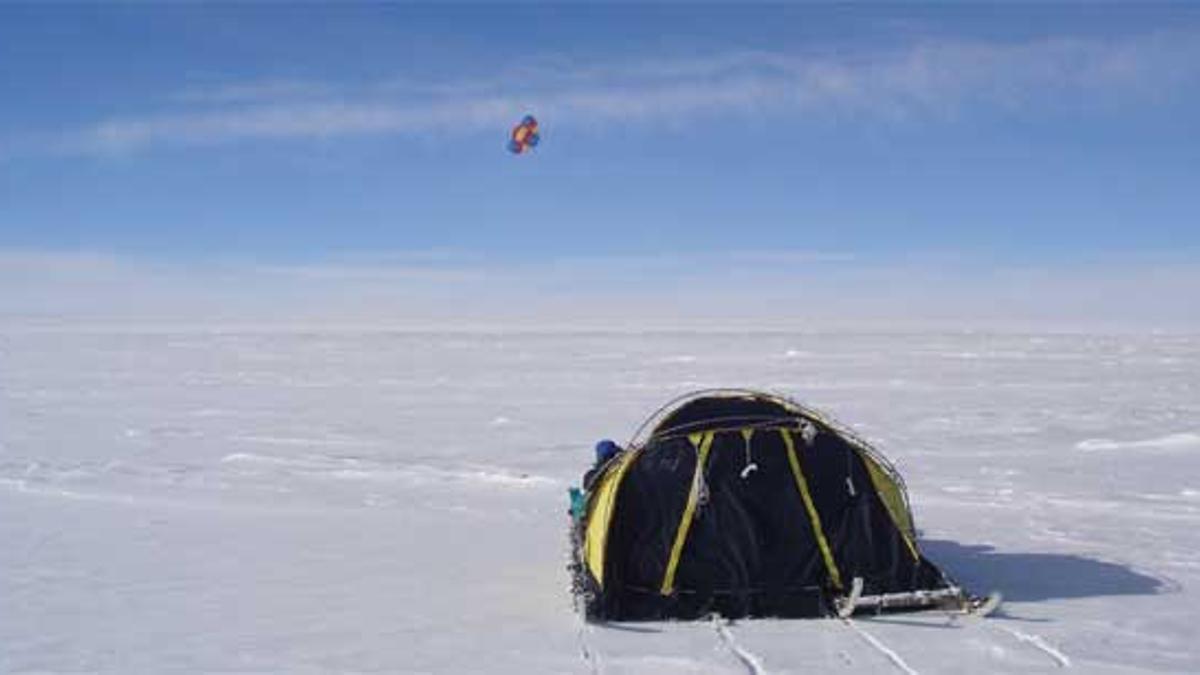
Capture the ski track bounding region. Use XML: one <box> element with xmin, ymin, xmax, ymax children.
<box><xmin>569</xmin><ymin>554</ymin><xmax>603</xmax><ymax>674</ymax></box>
<box><xmin>870</xmin><ymin>607</ymin><xmax>1066</xmax><ymax>672</ymax></box>
<box><xmin>577</xmin><ymin>621</ymin><xmax>603</xmax><ymax>675</ymax></box>
<box><xmin>712</xmin><ymin>617</ymin><xmax>768</xmax><ymax>675</ymax></box>
<box><xmin>572</xmin><ymin>604</ymin><xmax>601</xmax><ymax>675</ymax></box>
<box><xmin>994</xmin><ymin>624</ymin><xmax>1071</xmax><ymax>668</ymax></box>
<box><xmin>842</xmin><ymin>618</ymin><xmax>920</xmax><ymax>675</ymax></box>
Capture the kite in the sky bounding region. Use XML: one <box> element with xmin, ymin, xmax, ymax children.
<box><xmin>507</xmin><ymin>115</ymin><xmax>540</xmax><ymax>154</ymax></box>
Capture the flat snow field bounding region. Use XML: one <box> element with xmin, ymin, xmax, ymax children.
<box><xmin>2</xmin><ymin>326</ymin><xmax>1198</xmax><ymax>673</ymax></box>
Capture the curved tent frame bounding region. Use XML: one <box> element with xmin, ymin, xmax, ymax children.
<box><xmin>629</xmin><ymin>389</ymin><xmax>917</xmax><ymax>538</ymax></box>
<box><xmin>573</xmin><ymin>389</ymin><xmax>958</xmax><ymax>621</ymax></box>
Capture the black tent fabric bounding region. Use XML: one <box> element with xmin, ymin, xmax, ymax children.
<box><xmin>572</xmin><ymin>390</ymin><xmax>956</xmax><ymax>621</ymax></box>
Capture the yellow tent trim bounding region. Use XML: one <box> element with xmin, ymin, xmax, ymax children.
<box><xmin>660</xmin><ymin>431</ymin><xmax>715</xmax><ymax>595</ymax></box>
<box><xmin>782</xmin><ymin>429</ymin><xmax>844</xmax><ymax>591</ymax></box>
<box><xmin>860</xmin><ymin>454</ymin><xmax>920</xmax><ymax>561</ymax></box>
<box><xmin>583</xmin><ymin>449</ymin><xmax>640</xmax><ymax>587</ymax></box>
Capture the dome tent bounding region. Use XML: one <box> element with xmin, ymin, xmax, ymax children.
<box><xmin>570</xmin><ymin>390</ymin><xmax>992</xmax><ymax>621</ymax></box>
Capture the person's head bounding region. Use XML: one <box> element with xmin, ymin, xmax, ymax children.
<box><xmin>594</xmin><ymin>439</ymin><xmax>621</xmax><ymax>464</ymax></box>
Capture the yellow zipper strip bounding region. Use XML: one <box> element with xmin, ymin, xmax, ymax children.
<box><xmin>782</xmin><ymin>429</ymin><xmax>844</xmax><ymax>591</ymax></box>
<box><xmin>660</xmin><ymin>431</ymin><xmax>715</xmax><ymax>595</ymax></box>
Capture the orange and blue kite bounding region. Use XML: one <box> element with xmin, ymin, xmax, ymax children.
<box><xmin>508</xmin><ymin>115</ymin><xmax>540</xmax><ymax>154</ymax></box>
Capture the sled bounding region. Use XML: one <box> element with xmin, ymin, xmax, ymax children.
<box><xmin>837</xmin><ymin>577</ymin><xmax>1002</xmax><ymax>618</ymax></box>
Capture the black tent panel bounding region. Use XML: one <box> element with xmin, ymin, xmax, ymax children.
<box><xmin>576</xmin><ymin>391</ymin><xmax>959</xmax><ymax>621</ymax></box>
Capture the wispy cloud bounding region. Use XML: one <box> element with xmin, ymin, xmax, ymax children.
<box><xmin>26</xmin><ymin>29</ymin><xmax>1200</xmax><ymax>156</ymax></box>
<box><xmin>171</xmin><ymin>79</ymin><xmax>336</xmax><ymax>104</ymax></box>
<box><xmin>69</xmin><ymin>99</ymin><xmax>517</xmax><ymax>154</ymax></box>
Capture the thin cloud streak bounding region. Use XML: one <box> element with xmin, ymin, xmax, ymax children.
<box><xmin>172</xmin><ymin>79</ymin><xmax>337</xmax><ymax>104</ymax></box>
<box><xmin>47</xmin><ymin>30</ymin><xmax>1200</xmax><ymax>155</ymax></box>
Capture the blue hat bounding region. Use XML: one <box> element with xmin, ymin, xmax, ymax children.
<box><xmin>595</xmin><ymin>439</ymin><xmax>621</xmax><ymax>464</ymax></box>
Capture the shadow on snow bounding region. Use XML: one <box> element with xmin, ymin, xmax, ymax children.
<box><xmin>921</xmin><ymin>539</ymin><xmax>1167</xmax><ymax>603</ymax></box>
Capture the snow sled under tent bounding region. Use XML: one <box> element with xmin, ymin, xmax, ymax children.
<box><xmin>569</xmin><ymin>390</ymin><xmax>997</xmax><ymax>621</ymax></box>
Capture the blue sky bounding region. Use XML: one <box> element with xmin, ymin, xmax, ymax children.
<box><xmin>2</xmin><ymin>4</ymin><xmax>1198</xmax><ymax>327</ymax></box>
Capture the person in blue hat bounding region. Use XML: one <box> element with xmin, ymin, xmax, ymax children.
<box><xmin>583</xmin><ymin>439</ymin><xmax>623</xmax><ymax>490</ymax></box>
<box><xmin>595</xmin><ymin>439</ymin><xmax>621</xmax><ymax>465</ymax></box>
<box><xmin>569</xmin><ymin>439</ymin><xmax>625</xmax><ymax>521</ymax></box>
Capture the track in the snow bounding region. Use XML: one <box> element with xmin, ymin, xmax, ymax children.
<box><xmin>993</xmin><ymin>624</ymin><xmax>1071</xmax><ymax>668</ymax></box>
<box><xmin>712</xmin><ymin>616</ymin><xmax>768</xmax><ymax>675</ymax></box>
<box><xmin>842</xmin><ymin>617</ymin><xmax>920</xmax><ymax>674</ymax></box>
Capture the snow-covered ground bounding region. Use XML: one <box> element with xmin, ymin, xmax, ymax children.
<box><xmin>2</xmin><ymin>326</ymin><xmax>1197</xmax><ymax>672</ymax></box>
